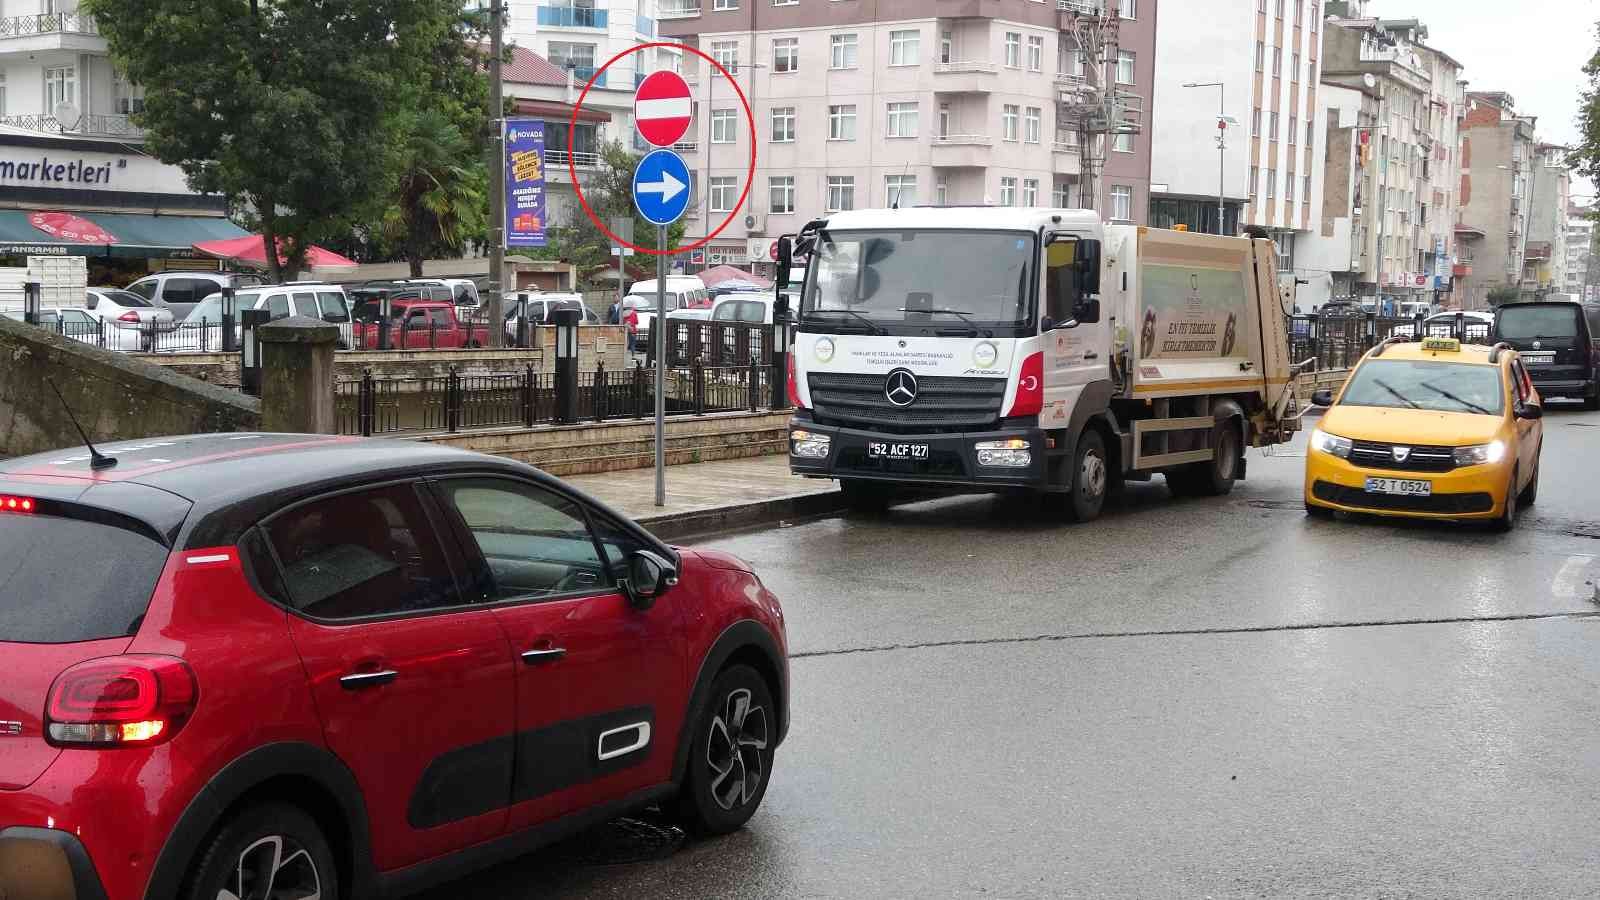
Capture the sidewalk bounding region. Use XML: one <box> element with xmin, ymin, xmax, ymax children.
<box><xmin>564</xmin><ymin>455</ymin><xmax>843</xmax><ymax>540</ymax></box>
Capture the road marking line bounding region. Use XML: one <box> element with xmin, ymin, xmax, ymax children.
<box><xmin>1552</xmin><ymin>554</ymin><xmax>1595</xmax><ymax>600</ymax></box>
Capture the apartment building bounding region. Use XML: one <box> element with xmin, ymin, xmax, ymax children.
<box><xmin>1565</xmin><ymin>205</ymin><xmax>1592</xmax><ymax>300</ymax></box>
<box><xmin>660</xmin><ymin>0</ymin><xmax>1154</xmax><ymax>268</ymax></box>
<box><xmin>1458</xmin><ymin>91</ymin><xmax>1538</xmax><ymax>308</ymax></box>
<box><xmin>1523</xmin><ymin>142</ymin><xmax>1572</xmax><ymax>297</ymax></box>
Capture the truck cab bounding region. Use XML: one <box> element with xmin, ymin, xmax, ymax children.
<box><xmin>783</xmin><ymin>207</ymin><xmax>1295</xmax><ymax>521</ymax></box>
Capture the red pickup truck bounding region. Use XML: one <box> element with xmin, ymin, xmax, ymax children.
<box><xmin>352</xmin><ymin>299</ymin><xmax>493</xmax><ymax>349</ymax></box>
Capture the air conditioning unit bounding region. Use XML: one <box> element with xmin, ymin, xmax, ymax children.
<box><xmin>744</xmin><ymin>212</ymin><xmax>766</xmax><ymax>234</ymax></box>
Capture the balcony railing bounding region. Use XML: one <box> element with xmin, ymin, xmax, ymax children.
<box><xmin>934</xmin><ymin>61</ymin><xmax>999</xmax><ymax>75</ymax></box>
<box><xmin>1052</xmin><ymin>140</ymin><xmax>1080</xmax><ymax>154</ymax></box>
<box><xmin>0</xmin><ymin>11</ymin><xmax>97</xmax><ymax>38</ymax></box>
<box><xmin>536</xmin><ymin>5</ymin><xmax>608</xmax><ymax>28</ymax></box>
<box><xmin>1057</xmin><ymin>0</ymin><xmax>1102</xmax><ymax>13</ymax></box>
<box><xmin>933</xmin><ymin>134</ymin><xmax>993</xmax><ymax>147</ymax></box>
<box><xmin>659</xmin><ymin>0</ymin><xmax>702</xmax><ymax>18</ymax></box>
<box><xmin>559</xmin><ymin>65</ymin><xmax>607</xmax><ymax>88</ymax></box>
<box><xmin>0</xmin><ymin>112</ymin><xmax>141</xmax><ymax>138</ymax></box>
<box><xmin>544</xmin><ymin>149</ymin><xmax>601</xmax><ymax>170</ymax></box>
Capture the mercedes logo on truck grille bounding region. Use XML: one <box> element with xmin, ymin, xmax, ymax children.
<box><xmin>884</xmin><ymin>368</ymin><xmax>919</xmax><ymax>406</ymax></box>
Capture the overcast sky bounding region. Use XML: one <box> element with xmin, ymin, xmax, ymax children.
<box><xmin>1369</xmin><ymin>0</ymin><xmax>1598</xmax><ymax>196</ymax></box>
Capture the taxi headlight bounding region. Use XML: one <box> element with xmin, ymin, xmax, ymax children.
<box><xmin>1309</xmin><ymin>428</ymin><xmax>1353</xmax><ymax>459</ymax></box>
<box><xmin>1453</xmin><ymin>440</ymin><xmax>1506</xmax><ymax>466</ymax></box>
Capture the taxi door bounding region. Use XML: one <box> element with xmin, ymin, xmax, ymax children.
<box><xmin>1509</xmin><ymin>358</ymin><xmax>1540</xmax><ymax>482</ymax></box>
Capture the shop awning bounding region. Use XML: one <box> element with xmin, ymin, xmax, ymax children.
<box><xmin>0</xmin><ymin>209</ymin><xmax>250</xmax><ymax>259</ymax></box>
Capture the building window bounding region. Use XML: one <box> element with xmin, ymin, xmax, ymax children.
<box><xmin>1255</xmin><ymin>41</ymin><xmax>1264</xmax><ymax>72</ymax></box>
<box><xmin>1252</xmin><ymin>108</ymin><xmax>1262</xmax><ymax>137</ymax></box>
<box><xmin>886</xmin><ymin>175</ymin><xmax>917</xmax><ymax>208</ymax></box>
<box><xmin>1267</xmin><ymin>172</ymin><xmax>1277</xmax><ymax>199</ymax></box>
<box><xmin>1027</xmin><ymin>35</ymin><xmax>1044</xmax><ymax>72</ymax></box>
<box><xmin>940</xmin><ymin>29</ymin><xmax>953</xmax><ymax>64</ymax></box>
<box><xmin>710</xmin><ymin>176</ymin><xmax>737</xmax><ymax>212</ymax></box>
<box><xmin>44</xmin><ymin>65</ymin><xmax>78</xmax><ymax>110</ymax></box>
<box><xmin>1303</xmin><ymin>175</ymin><xmax>1312</xmax><ymax>202</ymax></box>
<box><xmin>828</xmin><ymin>104</ymin><xmax>857</xmax><ymax>140</ymax></box>
<box><xmin>1111</xmin><ymin>185</ymin><xmax>1133</xmax><ymax>221</ymax></box>
<box><xmin>1288</xmin><ymin>116</ymin><xmax>1296</xmax><ymax>145</ymax></box>
<box><xmin>712</xmin><ymin>109</ymin><xmax>737</xmax><ymax>143</ymax></box>
<box><xmin>1024</xmin><ymin>107</ymin><xmax>1041</xmax><ymax>143</ymax></box>
<box><xmin>1116</xmin><ymin>50</ymin><xmax>1135</xmax><ymax>85</ymax></box>
<box><xmin>773</xmin><ymin>37</ymin><xmax>798</xmax><ymax>73</ymax></box>
<box><xmin>711</xmin><ymin>40</ymin><xmax>739</xmax><ymax>70</ymax></box>
<box><xmin>1273</xmin><ymin>47</ymin><xmax>1282</xmax><ymax>74</ymax></box>
<box><xmin>714</xmin><ymin>0</ymin><xmax>738</xmax><ymax>9</ymax></box>
<box><xmin>1275</xmin><ymin>0</ymin><xmax>1284</xmax><ymax>16</ymax></box>
<box><xmin>1306</xmin><ymin>120</ymin><xmax>1314</xmax><ymax>146</ymax></box>
<box><xmin>1053</xmin><ymin>182</ymin><xmax>1071</xmax><ymax>207</ymax></box>
<box><xmin>1119</xmin><ymin>0</ymin><xmax>1136</xmax><ymax>18</ymax></box>
<box><xmin>889</xmin><ymin>29</ymin><xmax>921</xmax><ymax>66</ymax></box>
<box><xmin>831</xmin><ymin>34</ymin><xmax>859</xmax><ymax>69</ymax></box>
<box><xmin>1269</xmin><ymin>111</ymin><xmax>1279</xmax><ymax>140</ymax></box>
<box><xmin>887</xmin><ymin>101</ymin><xmax>918</xmax><ymax>138</ymax></box>
<box><xmin>1249</xmin><ymin>166</ymin><xmax>1259</xmax><ymax>196</ymax></box>
<box><xmin>1113</xmin><ymin>132</ymin><xmax>1133</xmax><ymax>153</ymax></box>
<box><xmin>1023</xmin><ymin>178</ymin><xmax>1039</xmax><ymax>207</ymax></box>
<box><xmin>1005</xmin><ymin>32</ymin><xmax>1021</xmax><ymax>68</ymax></box>
<box><xmin>1002</xmin><ymin>105</ymin><xmax>1019</xmax><ymax>142</ymax></box>
<box><xmin>771</xmin><ymin>106</ymin><xmax>795</xmax><ymax>142</ymax></box>
<box><xmin>1291</xmin><ymin>52</ymin><xmax>1301</xmax><ymax>82</ymax></box>
<box><xmin>0</xmin><ymin>70</ymin><xmax>6</xmax><ymax>117</ymax></box>
<box><xmin>936</xmin><ymin>176</ymin><xmax>949</xmax><ymax>205</ymax></box>
<box><xmin>827</xmin><ymin>175</ymin><xmax>855</xmax><ymax>212</ymax></box>
<box><xmin>1000</xmin><ymin>177</ymin><xmax>1018</xmax><ymax>206</ymax></box>
<box><xmin>939</xmin><ymin>102</ymin><xmax>951</xmax><ymax>137</ymax></box>
<box><xmin>770</xmin><ymin>176</ymin><xmax>796</xmax><ymax>214</ymax></box>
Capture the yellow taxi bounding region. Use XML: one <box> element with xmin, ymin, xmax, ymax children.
<box><xmin>1304</xmin><ymin>336</ymin><xmax>1544</xmax><ymax>530</ymax></box>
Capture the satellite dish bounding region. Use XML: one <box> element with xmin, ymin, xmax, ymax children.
<box><xmin>53</xmin><ymin>102</ymin><xmax>82</xmax><ymax>130</ymax></box>
<box><xmin>1362</xmin><ymin>73</ymin><xmax>1376</xmax><ymax>89</ymax></box>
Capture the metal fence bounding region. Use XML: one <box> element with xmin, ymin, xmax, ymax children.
<box><xmin>648</xmin><ymin>320</ymin><xmax>775</xmax><ymax>368</ymax></box>
<box><xmin>336</xmin><ymin>362</ymin><xmax>784</xmax><ymax>437</ymax></box>
<box><xmin>1288</xmin><ymin>311</ymin><xmax>1493</xmax><ymax>371</ymax></box>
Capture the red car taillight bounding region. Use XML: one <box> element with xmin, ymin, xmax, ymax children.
<box><xmin>1005</xmin><ymin>351</ymin><xmax>1044</xmax><ymax>417</ymax></box>
<box><xmin>46</xmin><ymin>655</ymin><xmax>198</xmax><ymax>747</ymax></box>
<box><xmin>117</xmin><ymin>311</ymin><xmax>141</xmax><ymax>323</ymax></box>
<box><xmin>788</xmin><ymin>353</ymin><xmax>806</xmax><ymax>409</ymax></box>
<box><xmin>0</xmin><ymin>494</ymin><xmax>35</xmax><ymax>513</ymax></box>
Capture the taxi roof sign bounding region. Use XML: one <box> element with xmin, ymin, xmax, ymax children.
<box><xmin>1422</xmin><ymin>336</ymin><xmax>1461</xmax><ymax>352</ymax></box>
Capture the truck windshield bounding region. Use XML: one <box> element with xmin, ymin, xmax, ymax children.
<box><xmin>801</xmin><ymin>230</ymin><xmax>1036</xmax><ymax>335</ymax></box>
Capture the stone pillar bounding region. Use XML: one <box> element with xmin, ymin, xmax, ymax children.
<box><xmin>258</xmin><ymin>316</ymin><xmax>339</xmax><ymax>434</ymax></box>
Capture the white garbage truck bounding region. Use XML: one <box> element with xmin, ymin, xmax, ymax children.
<box><xmin>778</xmin><ymin>206</ymin><xmax>1300</xmax><ymax>521</ymax></box>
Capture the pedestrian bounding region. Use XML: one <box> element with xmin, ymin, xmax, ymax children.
<box><xmin>608</xmin><ymin>300</ymin><xmax>620</xmax><ymax>324</ymax></box>
<box><xmin>624</xmin><ymin>303</ymin><xmax>639</xmax><ymax>353</ymax></box>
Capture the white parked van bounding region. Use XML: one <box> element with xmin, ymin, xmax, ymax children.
<box><xmin>625</xmin><ymin>276</ymin><xmax>708</xmax><ymax>332</ymax></box>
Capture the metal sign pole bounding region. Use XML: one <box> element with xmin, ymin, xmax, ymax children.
<box><xmin>655</xmin><ymin>226</ymin><xmax>667</xmax><ymax>507</ymax></box>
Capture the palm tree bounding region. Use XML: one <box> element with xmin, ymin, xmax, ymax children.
<box><xmin>383</xmin><ymin>110</ymin><xmax>488</xmax><ymax>276</ymax></box>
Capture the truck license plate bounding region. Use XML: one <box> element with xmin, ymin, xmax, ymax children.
<box><xmin>1365</xmin><ymin>477</ymin><xmax>1431</xmax><ymax>497</ymax></box>
<box><xmin>867</xmin><ymin>442</ymin><xmax>929</xmax><ymax>460</ymax></box>
<box><xmin>1521</xmin><ymin>351</ymin><xmax>1555</xmax><ymax>365</ymax></box>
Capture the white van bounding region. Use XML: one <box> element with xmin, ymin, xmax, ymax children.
<box><xmin>625</xmin><ymin>276</ymin><xmax>708</xmax><ymax>331</ymax></box>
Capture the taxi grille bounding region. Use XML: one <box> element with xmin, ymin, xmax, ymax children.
<box><xmin>1348</xmin><ymin>440</ymin><xmax>1457</xmax><ymax>473</ymax></box>
<box><xmin>1313</xmin><ymin>481</ymin><xmax>1494</xmax><ymax>514</ymax></box>
<box><xmin>808</xmin><ymin>372</ymin><xmax>1006</xmax><ymax>434</ymax></box>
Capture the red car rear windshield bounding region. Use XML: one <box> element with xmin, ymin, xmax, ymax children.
<box><xmin>0</xmin><ymin>509</ymin><xmax>168</xmax><ymax>644</ymax></box>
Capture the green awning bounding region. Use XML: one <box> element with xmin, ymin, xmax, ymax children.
<box><xmin>0</xmin><ymin>209</ymin><xmax>249</xmax><ymax>259</ymax></box>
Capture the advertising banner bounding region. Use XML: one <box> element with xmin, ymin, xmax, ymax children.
<box><xmin>1138</xmin><ymin>264</ymin><xmax>1249</xmax><ymax>360</ymax></box>
<box><xmin>504</xmin><ymin>119</ymin><xmax>547</xmax><ymax>248</ymax></box>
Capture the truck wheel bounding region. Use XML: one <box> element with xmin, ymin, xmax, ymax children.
<box><xmin>1065</xmin><ymin>430</ymin><xmax>1108</xmax><ymax>522</ymax></box>
<box><xmin>840</xmin><ymin>479</ymin><xmax>891</xmax><ymax>513</ymax></box>
<box><xmin>1168</xmin><ymin>420</ymin><xmax>1241</xmax><ymax>497</ymax></box>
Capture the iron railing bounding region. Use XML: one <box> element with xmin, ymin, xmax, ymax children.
<box><xmin>647</xmin><ymin>320</ymin><xmax>775</xmax><ymax>368</ymax></box>
<box><xmin>0</xmin><ymin>112</ymin><xmax>141</xmax><ymax>137</ymax></box>
<box><xmin>1288</xmin><ymin>310</ymin><xmax>1493</xmax><ymax>371</ymax></box>
<box><xmin>0</xmin><ymin>12</ymin><xmax>98</xmax><ymax>37</ymax></box>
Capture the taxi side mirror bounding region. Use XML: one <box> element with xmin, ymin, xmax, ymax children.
<box><xmin>1311</xmin><ymin>389</ymin><xmax>1335</xmax><ymax>407</ymax></box>
<box><xmin>1516</xmin><ymin>403</ymin><xmax>1543</xmax><ymax>420</ymax></box>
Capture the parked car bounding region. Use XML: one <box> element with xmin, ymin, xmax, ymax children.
<box><xmin>124</xmin><ymin>272</ymin><xmax>268</xmax><ymax>321</ymax></box>
<box><xmin>151</xmin><ymin>284</ymin><xmax>355</xmax><ymax>352</ymax></box>
<box><xmin>408</xmin><ymin>278</ymin><xmax>482</xmax><ymax>308</ymax></box>
<box><xmin>0</xmin><ymin>305</ymin><xmax>148</xmax><ymax>351</ymax></box>
<box><xmin>0</xmin><ymin>433</ymin><xmax>788</xmax><ymax>900</ymax></box>
<box><xmin>85</xmin><ymin>287</ymin><xmax>175</xmax><ymax>331</ymax></box>
<box><xmin>352</xmin><ymin>298</ymin><xmax>493</xmax><ymax>349</ymax></box>
<box><xmin>498</xmin><ymin>294</ymin><xmax>598</xmax><ymax>345</ymax></box>
<box><xmin>707</xmin><ymin>292</ymin><xmax>781</xmax><ymax>325</ymax></box>
<box><xmin>626</xmin><ymin>276</ymin><xmax>708</xmax><ymax>332</ymax></box>
<box><xmin>1491</xmin><ymin>299</ymin><xmax>1600</xmax><ymax>409</ymax></box>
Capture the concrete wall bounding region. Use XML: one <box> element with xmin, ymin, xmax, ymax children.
<box><xmin>0</xmin><ymin>316</ymin><xmax>259</xmax><ymax>458</ymax></box>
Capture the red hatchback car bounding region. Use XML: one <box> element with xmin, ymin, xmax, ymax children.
<box><xmin>0</xmin><ymin>434</ymin><xmax>788</xmax><ymax>900</ymax></box>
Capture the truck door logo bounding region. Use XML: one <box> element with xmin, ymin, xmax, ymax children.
<box><xmin>885</xmin><ymin>369</ymin><xmax>919</xmax><ymax>406</ymax></box>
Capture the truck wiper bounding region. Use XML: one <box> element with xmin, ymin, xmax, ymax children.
<box><xmin>808</xmin><ymin>308</ymin><xmax>884</xmax><ymax>334</ymax></box>
<box><xmin>900</xmin><ymin>307</ymin><xmax>992</xmax><ymax>337</ymax></box>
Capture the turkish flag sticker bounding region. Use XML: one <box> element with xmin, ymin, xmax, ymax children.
<box><xmin>28</xmin><ymin>211</ymin><xmax>117</xmax><ymax>244</ymax></box>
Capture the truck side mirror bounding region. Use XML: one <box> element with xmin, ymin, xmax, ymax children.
<box><xmin>775</xmin><ymin>236</ymin><xmax>793</xmax><ymax>294</ymax></box>
<box><xmin>1075</xmin><ymin>239</ymin><xmax>1102</xmax><ymax>296</ymax></box>
<box><xmin>1073</xmin><ymin>297</ymin><xmax>1101</xmax><ymax>325</ymax></box>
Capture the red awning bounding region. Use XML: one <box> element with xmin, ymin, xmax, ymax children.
<box><xmin>194</xmin><ymin>235</ymin><xmax>358</xmax><ymax>269</ymax></box>
<box><xmin>512</xmin><ymin>99</ymin><xmax>611</xmax><ymax>125</ymax></box>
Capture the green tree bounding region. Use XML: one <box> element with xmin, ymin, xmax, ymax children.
<box><xmin>1573</xmin><ymin>22</ymin><xmax>1600</xmax><ymax>191</ymax></box>
<box><xmin>382</xmin><ymin>109</ymin><xmax>488</xmax><ymax>276</ymax></box>
<box><xmin>85</xmin><ymin>0</ymin><xmax>468</xmax><ymax>280</ymax></box>
<box><xmin>530</xmin><ymin>141</ymin><xmax>688</xmax><ymax>275</ymax></box>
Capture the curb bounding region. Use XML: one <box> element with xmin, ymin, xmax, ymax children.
<box><xmin>638</xmin><ymin>488</ymin><xmax>848</xmax><ymax>542</ymax></box>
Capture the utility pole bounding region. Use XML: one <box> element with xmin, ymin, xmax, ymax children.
<box><xmin>487</xmin><ymin>0</ymin><xmax>506</xmax><ymax>347</ymax></box>
<box><xmin>1182</xmin><ymin>82</ymin><xmax>1234</xmax><ymax>235</ymax></box>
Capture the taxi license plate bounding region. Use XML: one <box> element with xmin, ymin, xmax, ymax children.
<box><xmin>1365</xmin><ymin>477</ymin><xmax>1431</xmax><ymax>497</ymax></box>
<box><xmin>867</xmin><ymin>442</ymin><xmax>928</xmax><ymax>460</ymax></box>
<box><xmin>1521</xmin><ymin>351</ymin><xmax>1555</xmax><ymax>365</ymax></box>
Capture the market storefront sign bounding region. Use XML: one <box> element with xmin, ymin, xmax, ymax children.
<box><xmin>0</xmin><ymin>156</ymin><xmax>121</xmax><ymax>186</ymax></box>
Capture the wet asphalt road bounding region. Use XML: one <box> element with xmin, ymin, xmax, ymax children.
<box><xmin>427</xmin><ymin>402</ymin><xmax>1600</xmax><ymax>899</ymax></box>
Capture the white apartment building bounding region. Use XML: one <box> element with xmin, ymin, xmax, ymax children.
<box><xmin>1565</xmin><ymin>207</ymin><xmax>1591</xmax><ymax>299</ymax></box>
<box><xmin>0</xmin><ymin>0</ymin><xmax>142</xmax><ymax>138</ymax></box>
<box><xmin>662</xmin><ymin>1</ymin><xmax>1154</xmax><ymax>268</ymax></box>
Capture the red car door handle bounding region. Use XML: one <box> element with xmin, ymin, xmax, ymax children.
<box><xmin>520</xmin><ymin>648</ymin><xmax>567</xmax><ymax>664</ymax></box>
<box><xmin>339</xmin><ymin>670</ymin><xmax>399</xmax><ymax>690</ymax></box>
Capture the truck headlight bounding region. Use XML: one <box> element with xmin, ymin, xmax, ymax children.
<box><xmin>790</xmin><ymin>429</ymin><xmax>831</xmax><ymax>459</ymax></box>
<box><xmin>1453</xmin><ymin>440</ymin><xmax>1506</xmax><ymax>466</ymax></box>
<box><xmin>1309</xmin><ymin>428</ymin><xmax>1353</xmax><ymax>459</ymax></box>
<box><xmin>975</xmin><ymin>438</ymin><xmax>1031</xmax><ymax>467</ymax></box>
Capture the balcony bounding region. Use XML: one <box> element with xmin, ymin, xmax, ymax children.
<box><xmin>931</xmin><ymin>133</ymin><xmax>993</xmax><ymax>168</ymax></box>
<box><xmin>1453</xmin><ymin>262</ymin><xmax>1472</xmax><ymax>277</ymax></box>
<box><xmin>0</xmin><ymin>11</ymin><xmax>104</xmax><ymax>55</ymax></box>
<box><xmin>659</xmin><ymin>0</ymin><xmax>701</xmax><ymax>19</ymax></box>
<box><xmin>1053</xmin><ymin>140</ymin><xmax>1080</xmax><ymax>155</ymax></box>
<box><xmin>559</xmin><ymin>65</ymin><xmax>607</xmax><ymax>88</ymax></box>
<box><xmin>543</xmin><ymin>149</ymin><xmax>601</xmax><ymax>183</ymax></box>
<box><xmin>1524</xmin><ymin>241</ymin><xmax>1552</xmax><ymax>261</ymax></box>
<box><xmin>0</xmin><ymin>112</ymin><xmax>142</xmax><ymax>139</ymax></box>
<box><xmin>933</xmin><ymin>60</ymin><xmax>998</xmax><ymax>94</ymax></box>
<box><xmin>537</xmin><ymin>5</ymin><xmax>608</xmax><ymax>29</ymax></box>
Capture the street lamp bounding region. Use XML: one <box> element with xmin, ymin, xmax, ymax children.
<box><xmin>1182</xmin><ymin>82</ymin><xmax>1236</xmax><ymax>236</ymax></box>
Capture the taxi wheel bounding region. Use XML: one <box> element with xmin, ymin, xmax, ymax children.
<box><xmin>1492</xmin><ymin>467</ymin><xmax>1519</xmax><ymax>532</ymax></box>
<box><xmin>1520</xmin><ymin>460</ymin><xmax>1539</xmax><ymax>506</ymax></box>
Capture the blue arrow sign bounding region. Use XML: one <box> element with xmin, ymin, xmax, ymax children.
<box><xmin>633</xmin><ymin>148</ymin><xmax>692</xmax><ymax>227</ymax></box>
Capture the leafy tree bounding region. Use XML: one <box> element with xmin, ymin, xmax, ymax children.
<box><xmin>526</xmin><ymin>141</ymin><xmax>688</xmax><ymax>278</ymax></box>
<box><xmin>85</xmin><ymin>0</ymin><xmax>468</xmax><ymax>279</ymax></box>
<box><xmin>1573</xmin><ymin>21</ymin><xmax>1600</xmax><ymax>190</ymax></box>
<box><xmin>382</xmin><ymin>109</ymin><xmax>488</xmax><ymax>276</ymax></box>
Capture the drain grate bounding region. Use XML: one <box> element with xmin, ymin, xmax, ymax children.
<box><xmin>540</xmin><ymin>816</ymin><xmax>686</xmax><ymax>867</ymax></box>
<box><xmin>1243</xmin><ymin>499</ymin><xmax>1305</xmax><ymax>511</ymax></box>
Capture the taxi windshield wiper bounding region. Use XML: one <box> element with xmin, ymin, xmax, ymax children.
<box><xmin>1418</xmin><ymin>380</ymin><xmax>1492</xmax><ymax>415</ymax></box>
<box><xmin>1370</xmin><ymin>378</ymin><xmax>1421</xmax><ymax>409</ymax></box>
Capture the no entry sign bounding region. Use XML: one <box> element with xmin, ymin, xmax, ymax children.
<box><xmin>634</xmin><ymin>71</ymin><xmax>693</xmax><ymax>148</ymax></box>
